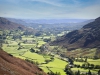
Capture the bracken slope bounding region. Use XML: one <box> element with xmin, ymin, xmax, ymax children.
<box><xmin>0</xmin><ymin>49</ymin><xmax>47</xmax><ymax>75</ymax></box>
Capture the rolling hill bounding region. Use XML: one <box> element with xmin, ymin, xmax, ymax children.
<box><xmin>0</xmin><ymin>49</ymin><xmax>47</xmax><ymax>75</ymax></box>
<box><xmin>0</xmin><ymin>17</ymin><xmax>33</xmax><ymax>31</ymax></box>
<box><xmin>50</xmin><ymin>17</ymin><xmax>100</xmax><ymax>50</ymax></box>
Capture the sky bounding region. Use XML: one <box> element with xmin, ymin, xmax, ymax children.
<box><xmin>0</xmin><ymin>0</ymin><xmax>100</xmax><ymax>19</ymax></box>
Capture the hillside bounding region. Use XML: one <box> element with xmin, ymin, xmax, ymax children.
<box><xmin>0</xmin><ymin>49</ymin><xmax>47</xmax><ymax>75</ymax></box>
<box><xmin>50</xmin><ymin>17</ymin><xmax>100</xmax><ymax>50</ymax></box>
<box><xmin>0</xmin><ymin>17</ymin><xmax>31</xmax><ymax>31</ymax></box>
<box><xmin>7</xmin><ymin>18</ymin><xmax>28</xmax><ymax>26</ymax></box>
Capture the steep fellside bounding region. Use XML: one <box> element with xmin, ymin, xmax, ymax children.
<box><xmin>0</xmin><ymin>17</ymin><xmax>31</xmax><ymax>31</ymax></box>
<box><xmin>0</xmin><ymin>49</ymin><xmax>47</xmax><ymax>75</ymax></box>
<box><xmin>50</xmin><ymin>17</ymin><xmax>100</xmax><ymax>50</ymax></box>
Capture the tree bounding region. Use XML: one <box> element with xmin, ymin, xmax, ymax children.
<box><xmin>36</xmin><ymin>43</ymin><xmax>39</xmax><ymax>48</ymax></box>
<box><xmin>75</xmin><ymin>70</ymin><xmax>80</xmax><ymax>75</ymax></box>
<box><xmin>65</xmin><ymin>65</ymin><xmax>74</xmax><ymax>75</ymax></box>
<box><xmin>94</xmin><ymin>56</ymin><xmax>99</xmax><ymax>59</ymax></box>
<box><xmin>90</xmin><ymin>64</ymin><xmax>94</xmax><ymax>69</ymax></box>
<box><xmin>43</xmin><ymin>38</ymin><xmax>51</xmax><ymax>42</ymax></box>
<box><xmin>0</xmin><ymin>43</ymin><xmax>2</xmax><ymax>47</ymax></box>
<box><xmin>68</xmin><ymin>57</ymin><xmax>74</xmax><ymax>65</ymax></box>
<box><xmin>85</xmin><ymin>57</ymin><xmax>87</xmax><ymax>62</ymax></box>
<box><xmin>18</xmin><ymin>42</ymin><xmax>21</xmax><ymax>46</ymax></box>
<box><xmin>88</xmin><ymin>70</ymin><xmax>92</xmax><ymax>75</ymax></box>
<box><xmin>66</xmin><ymin>68</ymin><xmax>74</xmax><ymax>75</ymax></box>
<box><xmin>30</xmin><ymin>48</ymin><xmax>35</xmax><ymax>52</ymax></box>
<box><xmin>94</xmin><ymin>65</ymin><xmax>100</xmax><ymax>69</ymax></box>
<box><xmin>98</xmin><ymin>70</ymin><xmax>100</xmax><ymax>75</ymax></box>
<box><xmin>35</xmin><ymin>31</ymin><xmax>42</xmax><ymax>36</ymax></box>
<box><xmin>45</xmin><ymin>60</ymin><xmax>50</xmax><ymax>64</ymax></box>
<box><xmin>81</xmin><ymin>64</ymin><xmax>85</xmax><ymax>68</ymax></box>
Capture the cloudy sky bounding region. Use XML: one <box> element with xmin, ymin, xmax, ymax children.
<box><xmin>0</xmin><ymin>0</ymin><xmax>100</xmax><ymax>19</ymax></box>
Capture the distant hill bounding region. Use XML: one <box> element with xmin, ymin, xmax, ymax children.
<box><xmin>7</xmin><ymin>18</ymin><xmax>94</xmax><ymax>31</ymax></box>
<box><xmin>0</xmin><ymin>17</ymin><xmax>33</xmax><ymax>31</ymax></box>
<box><xmin>50</xmin><ymin>17</ymin><xmax>100</xmax><ymax>50</ymax></box>
<box><xmin>0</xmin><ymin>49</ymin><xmax>47</xmax><ymax>75</ymax></box>
<box><xmin>7</xmin><ymin>18</ymin><xmax>28</xmax><ymax>26</ymax></box>
<box><xmin>23</xmin><ymin>19</ymin><xmax>89</xmax><ymax>24</ymax></box>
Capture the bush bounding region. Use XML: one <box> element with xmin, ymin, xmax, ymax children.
<box><xmin>43</xmin><ymin>38</ymin><xmax>51</xmax><ymax>42</ymax></box>
<box><xmin>94</xmin><ymin>65</ymin><xmax>100</xmax><ymax>69</ymax></box>
<box><xmin>30</xmin><ymin>48</ymin><xmax>35</xmax><ymax>52</ymax></box>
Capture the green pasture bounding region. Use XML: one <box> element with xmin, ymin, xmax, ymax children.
<box><xmin>21</xmin><ymin>43</ymin><xmax>33</xmax><ymax>45</ymax></box>
<box><xmin>40</xmin><ymin>66</ymin><xmax>50</xmax><ymax>72</ymax></box>
<box><xmin>21</xmin><ymin>35</ymin><xmax>33</xmax><ymax>38</ymax></box>
<box><xmin>74</xmin><ymin>58</ymin><xmax>100</xmax><ymax>66</ymax></box>
<box><xmin>2</xmin><ymin>43</ymin><xmax>28</xmax><ymax>56</ymax></box>
<box><xmin>43</xmin><ymin>36</ymin><xmax>51</xmax><ymax>39</ymax></box>
<box><xmin>22</xmin><ymin>51</ymin><xmax>45</xmax><ymax>63</ymax></box>
<box><xmin>71</xmin><ymin>68</ymin><xmax>98</xmax><ymax>73</ymax></box>
<box><xmin>42</xmin><ymin>58</ymin><xmax>67</xmax><ymax>68</ymax></box>
<box><xmin>15</xmin><ymin>55</ymin><xmax>26</xmax><ymax>59</ymax></box>
<box><xmin>37</xmin><ymin>41</ymin><xmax>46</xmax><ymax>47</ymax></box>
<box><xmin>49</xmin><ymin>68</ymin><xmax>66</xmax><ymax>75</ymax></box>
<box><xmin>74</xmin><ymin>62</ymin><xmax>84</xmax><ymax>66</ymax></box>
<box><xmin>43</xmin><ymin>55</ymin><xmax>52</xmax><ymax>60</ymax></box>
<box><xmin>88</xmin><ymin>59</ymin><xmax>100</xmax><ymax>65</ymax></box>
<box><xmin>41</xmin><ymin>58</ymin><xmax>67</xmax><ymax>75</ymax></box>
<box><xmin>7</xmin><ymin>40</ymin><xmax>18</xmax><ymax>45</ymax></box>
<box><xmin>22</xmin><ymin>37</ymin><xmax>34</xmax><ymax>40</ymax></box>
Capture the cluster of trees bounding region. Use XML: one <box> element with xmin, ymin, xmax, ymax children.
<box><xmin>12</xmin><ymin>35</ymin><xmax>22</xmax><ymax>40</ymax></box>
<box><xmin>65</xmin><ymin>56</ymin><xmax>100</xmax><ymax>75</ymax></box>
<box><xmin>25</xmin><ymin>59</ymin><xmax>39</xmax><ymax>65</ymax></box>
<box><xmin>29</xmin><ymin>48</ymin><xmax>39</xmax><ymax>53</ymax></box>
<box><xmin>75</xmin><ymin>57</ymin><xmax>87</xmax><ymax>62</ymax></box>
<box><xmin>35</xmin><ymin>31</ymin><xmax>42</xmax><ymax>36</ymax></box>
<box><xmin>0</xmin><ymin>35</ymin><xmax>6</xmax><ymax>39</ymax></box>
<box><xmin>43</xmin><ymin>38</ymin><xmax>51</xmax><ymax>42</ymax></box>
<box><xmin>74</xmin><ymin>63</ymin><xmax>100</xmax><ymax>69</ymax></box>
<box><xmin>45</xmin><ymin>58</ymin><xmax>54</xmax><ymax>64</ymax></box>
<box><xmin>47</xmin><ymin>72</ymin><xmax>61</xmax><ymax>75</ymax></box>
<box><xmin>81</xmin><ymin>63</ymin><xmax>100</xmax><ymax>69</ymax></box>
<box><xmin>23</xmin><ymin>30</ymin><xmax>34</xmax><ymax>36</ymax></box>
<box><xmin>65</xmin><ymin>65</ymin><xmax>100</xmax><ymax>75</ymax></box>
<box><xmin>30</xmin><ymin>48</ymin><xmax>35</xmax><ymax>52</ymax></box>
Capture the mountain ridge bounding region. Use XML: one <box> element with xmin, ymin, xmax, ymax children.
<box><xmin>50</xmin><ymin>17</ymin><xmax>100</xmax><ymax>50</ymax></box>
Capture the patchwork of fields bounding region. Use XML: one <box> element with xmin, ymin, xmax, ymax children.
<box><xmin>2</xmin><ymin>35</ymin><xmax>68</xmax><ymax>75</ymax></box>
<box><xmin>1</xmin><ymin>33</ymin><xmax>100</xmax><ymax>75</ymax></box>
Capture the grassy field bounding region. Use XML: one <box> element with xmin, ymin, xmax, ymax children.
<box><xmin>22</xmin><ymin>51</ymin><xmax>45</xmax><ymax>63</ymax></box>
<box><xmin>74</xmin><ymin>61</ymin><xmax>84</xmax><ymax>66</ymax></box>
<box><xmin>73</xmin><ymin>58</ymin><xmax>100</xmax><ymax>74</ymax></box>
<box><xmin>74</xmin><ymin>58</ymin><xmax>100</xmax><ymax>66</ymax></box>
<box><xmin>2</xmin><ymin>44</ymin><xmax>28</xmax><ymax>56</ymax></box>
<box><xmin>1</xmin><ymin>32</ymin><xmax>100</xmax><ymax>75</ymax></box>
<box><xmin>88</xmin><ymin>59</ymin><xmax>100</xmax><ymax>65</ymax></box>
<box><xmin>22</xmin><ymin>37</ymin><xmax>34</xmax><ymax>40</ymax></box>
<box><xmin>41</xmin><ymin>58</ymin><xmax>67</xmax><ymax>75</ymax></box>
<box><xmin>71</xmin><ymin>68</ymin><xmax>98</xmax><ymax>73</ymax></box>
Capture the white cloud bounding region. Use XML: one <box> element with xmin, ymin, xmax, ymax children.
<box><xmin>28</xmin><ymin>0</ymin><xmax>63</xmax><ymax>7</ymax></box>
